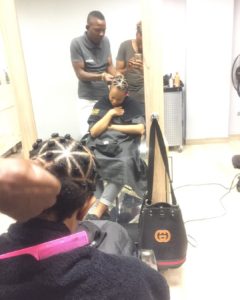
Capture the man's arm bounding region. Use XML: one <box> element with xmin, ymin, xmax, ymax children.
<box><xmin>106</xmin><ymin>56</ymin><xmax>118</xmax><ymax>77</ymax></box>
<box><xmin>109</xmin><ymin>123</ymin><xmax>145</xmax><ymax>135</ymax></box>
<box><xmin>116</xmin><ymin>42</ymin><xmax>128</xmax><ymax>75</ymax></box>
<box><xmin>116</xmin><ymin>60</ymin><xmax>127</xmax><ymax>75</ymax></box>
<box><xmin>72</xmin><ymin>59</ymin><xmax>115</xmax><ymax>83</ymax></box>
<box><xmin>0</xmin><ymin>158</ymin><xmax>60</xmax><ymax>222</ymax></box>
<box><xmin>72</xmin><ymin>60</ymin><xmax>104</xmax><ymax>81</ymax></box>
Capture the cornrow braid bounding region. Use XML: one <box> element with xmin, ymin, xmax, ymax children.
<box><xmin>30</xmin><ymin>133</ymin><xmax>97</xmax><ymax>192</ymax></box>
<box><xmin>111</xmin><ymin>75</ymin><xmax>128</xmax><ymax>92</ymax></box>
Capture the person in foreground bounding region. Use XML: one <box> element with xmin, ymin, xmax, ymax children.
<box><xmin>86</xmin><ymin>76</ymin><xmax>147</xmax><ymax>220</ymax></box>
<box><xmin>0</xmin><ymin>158</ymin><xmax>60</xmax><ymax>221</ymax></box>
<box><xmin>0</xmin><ymin>134</ymin><xmax>170</xmax><ymax>300</ymax></box>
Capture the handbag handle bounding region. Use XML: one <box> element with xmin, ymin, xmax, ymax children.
<box><xmin>147</xmin><ymin>117</ymin><xmax>177</xmax><ymax>205</ymax></box>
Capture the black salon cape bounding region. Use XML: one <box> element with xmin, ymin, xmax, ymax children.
<box><xmin>87</xmin><ymin>96</ymin><xmax>147</xmax><ymax>197</ymax></box>
<box><xmin>0</xmin><ymin>219</ymin><xmax>170</xmax><ymax>300</ymax></box>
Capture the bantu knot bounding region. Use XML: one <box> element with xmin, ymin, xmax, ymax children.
<box><xmin>45</xmin><ymin>151</ymin><xmax>54</xmax><ymax>160</ymax></box>
<box><xmin>76</xmin><ymin>143</ymin><xmax>83</xmax><ymax>150</ymax></box>
<box><xmin>47</xmin><ymin>140</ymin><xmax>55</xmax><ymax>147</ymax></box>
<box><xmin>32</xmin><ymin>143</ymin><xmax>38</xmax><ymax>150</ymax></box>
<box><xmin>53</xmin><ymin>162</ymin><xmax>66</xmax><ymax>176</ymax></box>
<box><xmin>59</xmin><ymin>137</ymin><xmax>66</xmax><ymax>144</ymax></box>
<box><xmin>51</xmin><ymin>133</ymin><xmax>59</xmax><ymax>138</ymax></box>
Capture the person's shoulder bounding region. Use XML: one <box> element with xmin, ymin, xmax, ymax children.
<box><xmin>0</xmin><ymin>231</ymin><xmax>13</xmax><ymax>254</ymax></box>
<box><xmin>119</xmin><ymin>39</ymin><xmax>132</xmax><ymax>48</ymax></box>
<box><xmin>93</xmin><ymin>248</ymin><xmax>147</xmax><ymax>274</ymax></box>
<box><xmin>122</xmin><ymin>39</ymin><xmax>132</xmax><ymax>45</ymax></box>
<box><xmin>70</xmin><ymin>35</ymin><xmax>84</xmax><ymax>46</ymax></box>
<box><xmin>92</xmin><ymin>247</ymin><xmax>141</xmax><ymax>272</ymax></box>
<box><xmin>101</xmin><ymin>36</ymin><xmax>111</xmax><ymax>48</ymax></box>
<box><xmin>93</xmin><ymin>250</ymin><xmax>169</xmax><ymax>298</ymax></box>
<box><xmin>94</xmin><ymin>96</ymin><xmax>110</xmax><ymax>108</ymax></box>
<box><xmin>125</xmin><ymin>96</ymin><xmax>139</xmax><ymax>106</ymax></box>
<box><xmin>102</xmin><ymin>36</ymin><xmax>110</xmax><ymax>43</ymax></box>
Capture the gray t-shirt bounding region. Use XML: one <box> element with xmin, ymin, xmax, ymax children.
<box><xmin>116</xmin><ymin>40</ymin><xmax>144</xmax><ymax>101</ymax></box>
<box><xmin>70</xmin><ymin>33</ymin><xmax>111</xmax><ymax>100</ymax></box>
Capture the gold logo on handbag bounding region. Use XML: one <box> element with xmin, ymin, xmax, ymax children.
<box><xmin>154</xmin><ymin>230</ymin><xmax>171</xmax><ymax>243</ymax></box>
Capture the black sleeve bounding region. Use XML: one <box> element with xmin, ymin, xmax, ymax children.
<box><xmin>87</xmin><ymin>104</ymin><xmax>102</xmax><ymax>127</ymax></box>
<box><xmin>138</xmin><ymin>262</ymin><xmax>170</xmax><ymax>300</ymax></box>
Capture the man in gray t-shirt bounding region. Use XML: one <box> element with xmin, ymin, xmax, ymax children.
<box><xmin>70</xmin><ymin>11</ymin><xmax>117</xmax><ymax>137</ymax></box>
<box><xmin>116</xmin><ymin>22</ymin><xmax>144</xmax><ymax>112</ymax></box>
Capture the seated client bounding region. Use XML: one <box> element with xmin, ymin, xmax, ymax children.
<box><xmin>0</xmin><ymin>134</ymin><xmax>169</xmax><ymax>300</ymax></box>
<box><xmin>86</xmin><ymin>76</ymin><xmax>147</xmax><ymax>220</ymax></box>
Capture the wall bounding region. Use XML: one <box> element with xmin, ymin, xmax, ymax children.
<box><xmin>15</xmin><ymin>0</ymin><xmax>188</xmax><ymax>140</ymax></box>
<box><xmin>0</xmin><ymin>26</ymin><xmax>21</xmax><ymax>155</ymax></box>
<box><xmin>15</xmin><ymin>0</ymin><xmax>240</xmax><ymax>140</ymax></box>
<box><xmin>186</xmin><ymin>0</ymin><xmax>234</xmax><ymax>139</ymax></box>
<box><xmin>15</xmin><ymin>0</ymin><xmax>141</xmax><ymax>139</ymax></box>
<box><xmin>229</xmin><ymin>0</ymin><xmax>240</xmax><ymax>135</ymax></box>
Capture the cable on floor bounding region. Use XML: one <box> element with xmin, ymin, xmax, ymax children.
<box><xmin>173</xmin><ymin>173</ymin><xmax>240</xmax><ymax>247</ymax></box>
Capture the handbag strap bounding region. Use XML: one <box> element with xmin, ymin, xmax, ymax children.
<box><xmin>147</xmin><ymin>117</ymin><xmax>177</xmax><ymax>205</ymax></box>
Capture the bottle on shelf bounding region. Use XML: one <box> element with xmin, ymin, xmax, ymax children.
<box><xmin>4</xmin><ymin>70</ymin><xmax>10</xmax><ymax>84</ymax></box>
<box><xmin>174</xmin><ymin>72</ymin><xmax>180</xmax><ymax>88</ymax></box>
<box><xmin>169</xmin><ymin>74</ymin><xmax>173</xmax><ymax>88</ymax></box>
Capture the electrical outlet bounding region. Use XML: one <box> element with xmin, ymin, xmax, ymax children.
<box><xmin>237</xmin><ymin>112</ymin><xmax>240</xmax><ymax>116</ymax></box>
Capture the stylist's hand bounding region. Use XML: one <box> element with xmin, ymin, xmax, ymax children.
<box><xmin>102</xmin><ymin>72</ymin><xmax>114</xmax><ymax>83</ymax></box>
<box><xmin>0</xmin><ymin>158</ymin><xmax>60</xmax><ymax>222</ymax></box>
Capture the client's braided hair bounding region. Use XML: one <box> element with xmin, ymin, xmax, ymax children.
<box><xmin>29</xmin><ymin>133</ymin><xmax>97</xmax><ymax>221</ymax></box>
<box><xmin>111</xmin><ymin>75</ymin><xmax>128</xmax><ymax>93</ymax></box>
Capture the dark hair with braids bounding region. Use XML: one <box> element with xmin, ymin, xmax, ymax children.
<box><xmin>111</xmin><ymin>75</ymin><xmax>128</xmax><ymax>93</ymax></box>
<box><xmin>29</xmin><ymin>133</ymin><xmax>98</xmax><ymax>222</ymax></box>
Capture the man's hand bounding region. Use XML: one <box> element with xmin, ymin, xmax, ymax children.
<box><xmin>102</xmin><ymin>72</ymin><xmax>114</xmax><ymax>83</ymax></box>
<box><xmin>0</xmin><ymin>158</ymin><xmax>61</xmax><ymax>222</ymax></box>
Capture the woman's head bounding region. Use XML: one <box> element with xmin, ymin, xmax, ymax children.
<box><xmin>136</xmin><ymin>21</ymin><xmax>143</xmax><ymax>53</ymax></box>
<box><xmin>109</xmin><ymin>76</ymin><xmax>128</xmax><ymax>107</ymax></box>
<box><xmin>29</xmin><ymin>134</ymin><xmax>97</xmax><ymax>222</ymax></box>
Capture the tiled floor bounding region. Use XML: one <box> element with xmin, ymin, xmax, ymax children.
<box><xmin>164</xmin><ymin>140</ymin><xmax>240</xmax><ymax>300</ymax></box>
<box><xmin>1</xmin><ymin>141</ymin><xmax>240</xmax><ymax>299</ymax></box>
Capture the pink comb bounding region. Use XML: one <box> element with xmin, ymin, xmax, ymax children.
<box><xmin>0</xmin><ymin>231</ymin><xmax>89</xmax><ymax>261</ymax></box>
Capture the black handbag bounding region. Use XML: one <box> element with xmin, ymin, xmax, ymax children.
<box><xmin>138</xmin><ymin>117</ymin><xmax>188</xmax><ymax>269</ymax></box>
